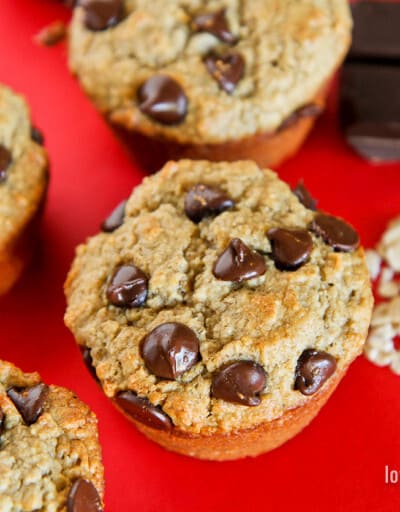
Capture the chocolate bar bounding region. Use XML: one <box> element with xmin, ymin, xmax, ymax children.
<box><xmin>340</xmin><ymin>63</ymin><xmax>400</xmax><ymax>162</ymax></box>
<box><xmin>350</xmin><ymin>2</ymin><xmax>400</xmax><ymax>61</ymax></box>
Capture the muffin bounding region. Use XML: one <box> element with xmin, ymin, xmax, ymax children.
<box><xmin>64</xmin><ymin>160</ymin><xmax>372</xmax><ymax>460</ymax></box>
<box><xmin>0</xmin><ymin>360</ymin><xmax>104</xmax><ymax>511</ymax></box>
<box><xmin>0</xmin><ymin>84</ymin><xmax>49</xmax><ymax>295</ymax></box>
<box><xmin>68</xmin><ymin>0</ymin><xmax>352</xmax><ymax>170</ymax></box>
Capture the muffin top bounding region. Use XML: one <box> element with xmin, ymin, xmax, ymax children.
<box><xmin>65</xmin><ymin>160</ymin><xmax>372</xmax><ymax>435</ymax></box>
<box><xmin>0</xmin><ymin>360</ymin><xmax>104</xmax><ymax>512</ymax></box>
<box><xmin>0</xmin><ymin>85</ymin><xmax>48</xmax><ymax>248</ymax></box>
<box><xmin>69</xmin><ymin>0</ymin><xmax>351</xmax><ymax>145</ymax></box>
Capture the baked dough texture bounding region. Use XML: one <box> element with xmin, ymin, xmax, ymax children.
<box><xmin>0</xmin><ymin>360</ymin><xmax>104</xmax><ymax>512</ymax></box>
<box><xmin>69</xmin><ymin>0</ymin><xmax>352</xmax><ymax>144</ymax></box>
<box><xmin>65</xmin><ymin>160</ymin><xmax>372</xmax><ymax>458</ymax></box>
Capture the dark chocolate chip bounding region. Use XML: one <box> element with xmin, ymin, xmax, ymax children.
<box><xmin>268</xmin><ymin>228</ymin><xmax>313</xmax><ymax>271</ymax></box>
<box><xmin>115</xmin><ymin>391</ymin><xmax>172</xmax><ymax>430</ymax></box>
<box><xmin>67</xmin><ymin>478</ymin><xmax>103</xmax><ymax>512</ymax></box>
<box><xmin>79</xmin><ymin>0</ymin><xmax>123</xmax><ymax>31</ymax></box>
<box><xmin>211</xmin><ymin>361</ymin><xmax>267</xmax><ymax>406</ymax></box>
<box><xmin>106</xmin><ymin>264</ymin><xmax>148</xmax><ymax>308</ymax></box>
<box><xmin>213</xmin><ymin>238</ymin><xmax>266</xmax><ymax>282</ymax></box>
<box><xmin>192</xmin><ymin>9</ymin><xmax>237</xmax><ymax>44</ymax></box>
<box><xmin>311</xmin><ymin>213</ymin><xmax>359</xmax><ymax>252</ymax></box>
<box><xmin>0</xmin><ymin>408</ymin><xmax>5</xmax><ymax>436</ymax></box>
<box><xmin>141</xmin><ymin>322</ymin><xmax>200</xmax><ymax>379</ymax></box>
<box><xmin>0</xmin><ymin>145</ymin><xmax>12</xmax><ymax>183</ymax></box>
<box><xmin>138</xmin><ymin>75</ymin><xmax>188</xmax><ymax>125</ymax></box>
<box><xmin>184</xmin><ymin>184</ymin><xmax>234</xmax><ymax>223</ymax></box>
<box><xmin>101</xmin><ymin>199</ymin><xmax>126</xmax><ymax>232</ymax></box>
<box><xmin>7</xmin><ymin>383</ymin><xmax>48</xmax><ymax>425</ymax></box>
<box><xmin>35</xmin><ymin>20</ymin><xmax>67</xmax><ymax>46</ymax></box>
<box><xmin>293</xmin><ymin>180</ymin><xmax>317</xmax><ymax>211</ymax></box>
<box><xmin>279</xmin><ymin>103</ymin><xmax>322</xmax><ymax>131</ymax></box>
<box><xmin>80</xmin><ymin>347</ymin><xmax>99</xmax><ymax>383</ymax></box>
<box><xmin>204</xmin><ymin>52</ymin><xmax>244</xmax><ymax>94</ymax></box>
<box><xmin>31</xmin><ymin>126</ymin><xmax>45</xmax><ymax>145</ymax></box>
<box><xmin>294</xmin><ymin>349</ymin><xmax>336</xmax><ymax>396</ymax></box>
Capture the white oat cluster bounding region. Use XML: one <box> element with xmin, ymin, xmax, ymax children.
<box><xmin>364</xmin><ymin>217</ymin><xmax>400</xmax><ymax>374</ymax></box>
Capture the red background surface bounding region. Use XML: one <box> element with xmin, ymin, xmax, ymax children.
<box><xmin>1</xmin><ymin>1</ymin><xmax>400</xmax><ymax>510</ymax></box>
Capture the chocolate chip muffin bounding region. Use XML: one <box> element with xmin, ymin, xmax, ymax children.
<box><xmin>0</xmin><ymin>360</ymin><xmax>104</xmax><ymax>511</ymax></box>
<box><xmin>0</xmin><ymin>84</ymin><xmax>49</xmax><ymax>295</ymax></box>
<box><xmin>65</xmin><ymin>160</ymin><xmax>372</xmax><ymax>460</ymax></box>
<box><xmin>68</xmin><ymin>0</ymin><xmax>352</xmax><ymax>170</ymax></box>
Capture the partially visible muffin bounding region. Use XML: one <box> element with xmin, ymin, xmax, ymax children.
<box><xmin>0</xmin><ymin>84</ymin><xmax>49</xmax><ymax>294</ymax></box>
<box><xmin>65</xmin><ymin>159</ymin><xmax>372</xmax><ymax>460</ymax></box>
<box><xmin>68</xmin><ymin>0</ymin><xmax>351</xmax><ymax>169</ymax></box>
<box><xmin>0</xmin><ymin>360</ymin><xmax>104</xmax><ymax>511</ymax></box>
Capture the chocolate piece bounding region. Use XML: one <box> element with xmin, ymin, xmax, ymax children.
<box><xmin>35</xmin><ymin>20</ymin><xmax>67</xmax><ymax>46</ymax></box>
<box><xmin>268</xmin><ymin>228</ymin><xmax>313</xmax><ymax>270</ymax></box>
<box><xmin>294</xmin><ymin>349</ymin><xmax>336</xmax><ymax>396</ymax></box>
<box><xmin>138</xmin><ymin>75</ymin><xmax>188</xmax><ymax>125</ymax></box>
<box><xmin>311</xmin><ymin>213</ymin><xmax>359</xmax><ymax>252</ymax></box>
<box><xmin>141</xmin><ymin>322</ymin><xmax>200</xmax><ymax>379</ymax></box>
<box><xmin>7</xmin><ymin>383</ymin><xmax>48</xmax><ymax>425</ymax></box>
<box><xmin>279</xmin><ymin>104</ymin><xmax>322</xmax><ymax>131</ymax></box>
<box><xmin>192</xmin><ymin>9</ymin><xmax>237</xmax><ymax>44</ymax></box>
<box><xmin>106</xmin><ymin>264</ymin><xmax>148</xmax><ymax>308</ymax></box>
<box><xmin>184</xmin><ymin>184</ymin><xmax>234</xmax><ymax>223</ymax></box>
<box><xmin>31</xmin><ymin>126</ymin><xmax>45</xmax><ymax>145</ymax></box>
<box><xmin>340</xmin><ymin>63</ymin><xmax>400</xmax><ymax>162</ymax></box>
<box><xmin>204</xmin><ymin>52</ymin><xmax>244</xmax><ymax>94</ymax></box>
<box><xmin>80</xmin><ymin>347</ymin><xmax>99</xmax><ymax>383</ymax></box>
<box><xmin>213</xmin><ymin>238</ymin><xmax>266</xmax><ymax>282</ymax></box>
<box><xmin>0</xmin><ymin>145</ymin><xmax>12</xmax><ymax>183</ymax></box>
<box><xmin>211</xmin><ymin>361</ymin><xmax>267</xmax><ymax>406</ymax></box>
<box><xmin>115</xmin><ymin>391</ymin><xmax>172</xmax><ymax>430</ymax></box>
<box><xmin>79</xmin><ymin>0</ymin><xmax>123</xmax><ymax>31</ymax></box>
<box><xmin>67</xmin><ymin>478</ymin><xmax>103</xmax><ymax>512</ymax></box>
<box><xmin>101</xmin><ymin>199</ymin><xmax>126</xmax><ymax>232</ymax></box>
<box><xmin>293</xmin><ymin>180</ymin><xmax>317</xmax><ymax>211</ymax></box>
<box><xmin>0</xmin><ymin>408</ymin><xmax>5</xmax><ymax>436</ymax></box>
<box><xmin>349</xmin><ymin>2</ymin><xmax>400</xmax><ymax>61</ymax></box>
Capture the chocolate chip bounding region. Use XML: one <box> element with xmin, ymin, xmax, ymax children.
<box><xmin>293</xmin><ymin>181</ymin><xmax>317</xmax><ymax>211</ymax></box>
<box><xmin>138</xmin><ymin>75</ymin><xmax>188</xmax><ymax>125</ymax></box>
<box><xmin>0</xmin><ymin>408</ymin><xmax>5</xmax><ymax>436</ymax></box>
<box><xmin>106</xmin><ymin>264</ymin><xmax>148</xmax><ymax>308</ymax></box>
<box><xmin>184</xmin><ymin>184</ymin><xmax>234</xmax><ymax>223</ymax></box>
<box><xmin>279</xmin><ymin>103</ymin><xmax>322</xmax><ymax>131</ymax></box>
<box><xmin>204</xmin><ymin>52</ymin><xmax>244</xmax><ymax>94</ymax></box>
<box><xmin>213</xmin><ymin>238</ymin><xmax>266</xmax><ymax>282</ymax></box>
<box><xmin>211</xmin><ymin>361</ymin><xmax>267</xmax><ymax>406</ymax></box>
<box><xmin>31</xmin><ymin>126</ymin><xmax>45</xmax><ymax>145</ymax></box>
<box><xmin>79</xmin><ymin>0</ymin><xmax>123</xmax><ymax>31</ymax></box>
<box><xmin>35</xmin><ymin>20</ymin><xmax>67</xmax><ymax>46</ymax></box>
<box><xmin>101</xmin><ymin>199</ymin><xmax>126</xmax><ymax>232</ymax></box>
<box><xmin>0</xmin><ymin>145</ymin><xmax>12</xmax><ymax>183</ymax></box>
<box><xmin>268</xmin><ymin>228</ymin><xmax>313</xmax><ymax>271</ymax></box>
<box><xmin>7</xmin><ymin>383</ymin><xmax>48</xmax><ymax>425</ymax></box>
<box><xmin>192</xmin><ymin>9</ymin><xmax>237</xmax><ymax>44</ymax></box>
<box><xmin>80</xmin><ymin>347</ymin><xmax>99</xmax><ymax>383</ymax></box>
<box><xmin>115</xmin><ymin>391</ymin><xmax>172</xmax><ymax>430</ymax></box>
<box><xmin>311</xmin><ymin>213</ymin><xmax>359</xmax><ymax>252</ymax></box>
<box><xmin>67</xmin><ymin>478</ymin><xmax>103</xmax><ymax>512</ymax></box>
<box><xmin>294</xmin><ymin>349</ymin><xmax>336</xmax><ymax>396</ymax></box>
<box><xmin>141</xmin><ymin>322</ymin><xmax>200</xmax><ymax>379</ymax></box>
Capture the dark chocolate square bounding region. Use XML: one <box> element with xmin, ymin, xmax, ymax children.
<box><xmin>340</xmin><ymin>63</ymin><xmax>400</xmax><ymax>161</ymax></box>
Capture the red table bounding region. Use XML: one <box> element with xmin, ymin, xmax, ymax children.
<box><xmin>1</xmin><ymin>2</ymin><xmax>400</xmax><ymax>510</ymax></box>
